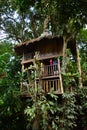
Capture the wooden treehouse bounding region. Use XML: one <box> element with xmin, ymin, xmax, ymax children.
<box><xmin>15</xmin><ymin>34</ymin><xmax>76</xmax><ymax>96</ymax></box>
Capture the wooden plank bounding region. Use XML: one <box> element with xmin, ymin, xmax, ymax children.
<box><xmin>42</xmin><ymin>75</ymin><xmax>59</xmax><ymax>79</ymax></box>
<box><xmin>21</xmin><ymin>59</ymin><xmax>33</xmax><ymax>64</ymax></box>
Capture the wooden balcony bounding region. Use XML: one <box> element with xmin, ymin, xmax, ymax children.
<box><xmin>37</xmin><ymin>63</ymin><xmax>63</xmax><ymax>94</ymax></box>
<box><xmin>20</xmin><ymin>62</ymin><xmax>63</xmax><ymax>97</ymax></box>
<box><xmin>41</xmin><ymin>63</ymin><xmax>59</xmax><ymax>77</ymax></box>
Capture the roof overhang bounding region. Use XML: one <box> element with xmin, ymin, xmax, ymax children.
<box><xmin>14</xmin><ymin>35</ymin><xmax>76</xmax><ymax>58</ymax></box>
<box><xmin>14</xmin><ymin>35</ymin><xmax>62</xmax><ymax>55</ymax></box>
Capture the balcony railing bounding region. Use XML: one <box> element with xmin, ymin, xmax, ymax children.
<box><xmin>42</xmin><ymin>78</ymin><xmax>61</xmax><ymax>93</ymax></box>
<box><xmin>41</xmin><ymin>63</ymin><xmax>59</xmax><ymax>77</ymax></box>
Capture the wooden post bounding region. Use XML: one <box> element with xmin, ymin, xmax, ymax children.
<box><xmin>33</xmin><ymin>52</ymin><xmax>38</xmax><ymax>101</ymax></box>
<box><xmin>46</xmin><ymin>80</ymin><xmax>48</xmax><ymax>92</ymax></box>
<box><xmin>58</xmin><ymin>59</ymin><xmax>64</xmax><ymax>93</ymax></box>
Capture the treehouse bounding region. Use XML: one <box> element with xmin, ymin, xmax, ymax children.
<box><xmin>15</xmin><ymin>33</ymin><xmax>76</xmax><ymax>96</ymax></box>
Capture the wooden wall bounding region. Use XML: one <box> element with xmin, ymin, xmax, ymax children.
<box><xmin>36</xmin><ymin>38</ymin><xmax>63</xmax><ymax>57</ymax></box>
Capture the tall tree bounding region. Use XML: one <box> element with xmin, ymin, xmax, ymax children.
<box><xmin>0</xmin><ymin>41</ymin><xmax>23</xmax><ymax>130</ymax></box>
<box><xmin>34</xmin><ymin>0</ymin><xmax>87</xmax><ymax>87</ymax></box>
<box><xmin>0</xmin><ymin>0</ymin><xmax>87</xmax><ymax>87</ymax></box>
<box><xmin>0</xmin><ymin>0</ymin><xmax>43</xmax><ymax>42</ymax></box>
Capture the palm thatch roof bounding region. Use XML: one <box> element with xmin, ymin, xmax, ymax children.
<box><xmin>14</xmin><ymin>34</ymin><xmax>77</xmax><ymax>58</ymax></box>
<box><xmin>14</xmin><ymin>35</ymin><xmax>62</xmax><ymax>55</ymax></box>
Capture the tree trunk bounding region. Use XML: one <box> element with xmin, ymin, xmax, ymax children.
<box><xmin>21</xmin><ymin>12</ymin><xmax>25</xmax><ymax>42</ymax></box>
<box><xmin>76</xmin><ymin>42</ymin><xmax>83</xmax><ymax>88</ymax></box>
<box><xmin>43</xmin><ymin>15</ymin><xmax>50</xmax><ymax>32</ymax></box>
<box><xmin>62</xmin><ymin>36</ymin><xmax>68</xmax><ymax>73</ymax></box>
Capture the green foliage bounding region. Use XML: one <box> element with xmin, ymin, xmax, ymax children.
<box><xmin>62</xmin><ymin>49</ymin><xmax>79</xmax><ymax>91</ymax></box>
<box><xmin>75</xmin><ymin>88</ymin><xmax>87</xmax><ymax>129</ymax></box>
<box><xmin>0</xmin><ymin>1</ymin><xmax>87</xmax><ymax>130</ymax></box>
<box><xmin>0</xmin><ymin>89</ymin><xmax>21</xmax><ymax>129</ymax></box>
<box><xmin>24</xmin><ymin>87</ymin><xmax>87</xmax><ymax>130</ymax></box>
<box><xmin>0</xmin><ymin>41</ymin><xmax>13</xmax><ymax>76</ymax></box>
<box><xmin>25</xmin><ymin>92</ymin><xmax>78</xmax><ymax>130</ymax></box>
<box><xmin>0</xmin><ymin>42</ymin><xmax>21</xmax><ymax>94</ymax></box>
<box><xmin>0</xmin><ymin>41</ymin><xmax>23</xmax><ymax>130</ymax></box>
<box><xmin>61</xmin><ymin>93</ymin><xmax>77</xmax><ymax>130</ymax></box>
<box><xmin>0</xmin><ymin>0</ymin><xmax>87</xmax><ymax>41</ymax></box>
<box><xmin>25</xmin><ymin>93</ymin><xmax>58</xmax><ymax>130</ymax></box>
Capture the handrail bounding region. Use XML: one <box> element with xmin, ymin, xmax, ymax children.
<box><xmin>41</xmin><ymin>63</ymin><xmax>59</xmax><ymax>77</ymax></box>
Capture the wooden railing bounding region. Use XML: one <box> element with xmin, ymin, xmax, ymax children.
<box><xmin>42</xmin><ymin>63</ymin><xmax>59</xmax><ymax>77</ymax></box>
<box><xmin>42</xmin><ymin>79</ymin><xmax>61</xmax><ymax>93</ymax></box>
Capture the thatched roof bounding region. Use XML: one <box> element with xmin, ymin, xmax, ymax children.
<box><xmin>14</xmin><ymin>35</ymin><xmax>61</xmax><ymax>55</ymax></box>
<box><xmin>14</xmin><ymin>34</ymin><xmax>77</xmax><ymax>58</ymax></box>
<box><xmin>15</xmin><ymin>35</ymin><xmax>53</xmax><ymax>48</ymax></box>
